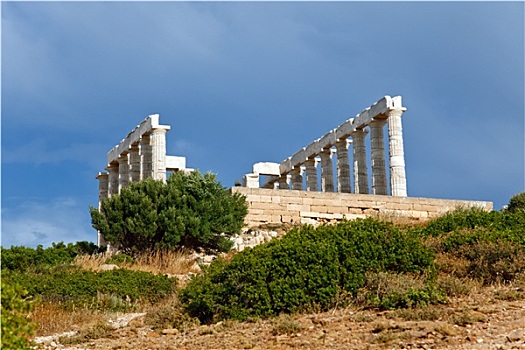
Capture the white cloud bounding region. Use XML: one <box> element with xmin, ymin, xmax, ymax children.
<box><xmin>1</xmin><ymin>197</ymin><xmax>94</xmax><ymax>248</ymax></box>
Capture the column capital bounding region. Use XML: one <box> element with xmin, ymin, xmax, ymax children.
<box><xmin>386</xmin><ymin>108</ymin><xmax>405</xmax><ymax>118</ymax></box>
<box><xmin>96</xmin><ymin>172</ymin><xmax>109</xmax><ymax>180</ymax></box>
<box><xmin>351</xmin><ymin>128</ymin><xmax>369</xmax><ymax>136</ymax></box>
<box><xmin>150</xmin><ymin>126</ymin><xmax>170</xmax><ymax>135</ymax></box>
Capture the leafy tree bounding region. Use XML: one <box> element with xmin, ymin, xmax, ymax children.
<box><xmin>507</xmin><ymin>192</ymin><xmax>525</xmax><ymax>213</ymax></box>
<box><xmin>1</xmin><ymin>241</ymin><xmax>101</xmax><ymax>273</ymax></box>
<box><xmin>1</xmin><ymin>283</ymin><xmax>34</xmax><ymax>350</ymax></box>
<box><xmin>90</xmin><ymin>171</ymin><xmax>247</xmax><ymax>255</ymax></box>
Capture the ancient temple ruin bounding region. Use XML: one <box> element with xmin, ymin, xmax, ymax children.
<box><xmin>95</xmin><ymin>97</ymin><xmax>492</xmax><ymax>242</ymax></box>
<box><xmin>242</xmin><ymin>96</ymin><xmax>407</xmax><ymax>197</ymax></box>
<box><xmin>95</xmin><ymin>114</ymin><xmax>189</xmax><ymax>246</ymax></box>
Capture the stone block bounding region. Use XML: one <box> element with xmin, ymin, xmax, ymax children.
<box><xmin>290</xmin><ymin>148</ymin><xmax>308</xmax><ymax>167</ymax></box>
<box><xmin>253</xmin><ymin>162</ymin><xmax>280</xmax><ymax>176</ymax></box>
<box><xmin>250</xmin><ymin>202</ymin><xmax>285</xmax><ymax>210</ymax></box>
<box><xmin>300</xmin><ymin>211</ymin><xmax>345</xmax><ymax>220</ymax></box>
<box><xmin>287</xmin><ymin>204</ymin><xmax>311</xmax><ymax>212</ymax></box>
<box><xmin>280</xmin><ymin>157</ymin><xmax>292</xmax><ymax>174</ymax></box>
<box><xmin>245</xmin><ymin>195</ymin><xmax>261</xmax><ymax>202</ymax></box>
<box><xmin>271</xmin><ymin>196</ymin><xmax>281</xmax><ymax>204</ymax></box>
<box><xmin>258</xmin><ymin>196</ymin><xmax>273</xmax><ymax>203</ymax></box>
<box><xmin>243</xmin><ymin>173</ymin><xmax>259</xmax><ymax>188</ymax></box>
<box><xmin>165</xmin><ymin>156</ymin><xmax>186</xmax><ymax>170</ymax></box>
<box><xmin>281</xmin><ymin>196</ymin><xmax>303</xmax><ymax>204</ymax></box>
<box><xmin>318</xmin><ymin>129</ymin><xmax>337</xmax><ymax>150</ymax></box>
<box><xmin>369</xmin><ymin>96</ymin><xmax>390</xmax><ymax>119</ymax></box>
<box><xmin>304</xmin><ymin>140</ymin><xmax>321</xmax><ymax>159</ymax></box>
<box><xmin>280</xmin><ymin>215</ymin><xmax>297</xmax><ymax>223</ymax></box>
<box><xmin>310</xmin><ymin>205</ymin><xmax>330</xmax><ymax>213</ymax></box>
<box><xmin>335</xmin><ymin>118</ymin><xmax>356</xmax><ymax>140</ymax></box>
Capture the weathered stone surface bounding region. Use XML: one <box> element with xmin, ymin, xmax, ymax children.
<box><xmin>231</xmin><ymin>187</ymin><xmax>493</xmax><ymax>228</ymax></box>
<box><xmin>253</xmin><ymin>162</ymin><xmax>280</xmax><ymax>176</ymax></box>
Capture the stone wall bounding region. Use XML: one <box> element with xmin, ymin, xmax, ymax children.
<box><xmin>230</xmin><ymin>187</ymin><xmax>493</xmax><ymax>227</ymax></box>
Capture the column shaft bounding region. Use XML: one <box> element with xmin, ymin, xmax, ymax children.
<box><xmin>129</xmin><ymin>143</ymin><xmax>141</xmax><ymax>182</ymax></box>
<box><xmin>96</xmin><ymin>172</ymin><xmax>109</xmax><ymax>207</ymax></box>
<box><xmin>319</xmin><ymin>149</ymin><xmax>334</xmax><ymax>192</ymax></box>
<box><xmin>107</xmin><ymin>163</ymin><xmax>119</xmax><ymax>196</ymax></box>
<box><xmin>117</xmin><ymin>154</ymin><xmax>130</xmax><ymax>192</ymax></box>
<box><xmin>151</xmin><ymin>128</ymin><xmax>168</xmax><ymax>182</ymax></box>
<box><xmin>290</xmin><ymin>167</ymin><xmax>303</xmax><ymax>190</ymax></box>
<box><xmin>370</xmin><ymin>119</ymin><xmax>388</xmax><ymax>195</ymax></box>
<box><xmin>278</xmin><ymin>176</ymin><xmax>289</xmax><ymax>190</ymax></box>
<box><xmin>352</xmin><ymin>129</ymin><xmax>369</xmax><ymax>194</ymax></box>
<box><xmin>335</xmin><ymin>140</ymin><xmax>351</xmax><ymax>193</ymax></box>
<box><xmin>141</xmin><ymin>133</ymin><xmax>153</xmax><ymax>180</ymax></box>
<box><xmin>304</xmin><ymin>158</ymin><xmax>318</xmax><ymax>191</ymax></box>
<box><xmin>388</xmin><ymin>110</ymin><xmax>407</xmax><ymax>196</ymax></box>
<box><xmin>95</xmin><ymin>172</ymin><xmax>109</xmax><ymax>249</ymax></box>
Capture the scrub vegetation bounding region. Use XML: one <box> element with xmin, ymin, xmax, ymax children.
<box><xmin>2</xmin><ymin>192</ymin><xmax>524</xmax><ymax>349</ymax></box>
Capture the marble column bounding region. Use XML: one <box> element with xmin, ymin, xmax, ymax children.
<box><xmin>319</xmin><ymin>148</ymin><xmax>335</xmax><ymax>192</ymax></box>
<box><xmin>96</xmin><ymin>172</ymin><xmax>109</xmax><ymax>207</ymax></box>
<box><xmin>370</xmin><ymin>119</ymin><xmax>388</xmax><ymax>195</ymax></box>
<box><xmin>243</xmin><ymin>173</ymin><xmax>259</xmax><ymax>188</ymax></box>
<box><xmin>141</xmin><ymin>133</ymin><xmax>153</xmax><ymax>180</ymax></box>
<box><xmin>278</xmin><ymin>176</ymin><xmax>289</xmax><ymax>190</ymax></box>
<box><xmin>335</xmin><ymin>139</ymin><xmax>351</xmax><ymax>193</ymax></box>
<box><xmin>387</xmin><ymin>109</ymin><xmax>407</xmax><ymax>197</ymax></box>
<box><xmin>290</xmin><ymin>167</ymin><xmax>303</xmax><ymax>190</ymax></box>
<box><xmin>304</xmin><ymin>158</ymin><xmax>318</xmax><ymax>191</ymax></box>
<box><xmin>151</xmin><ymin>127</ymin><xmax>169</xmax><ymax>182</ymax></box>
<box><xmin>351</xmin><ymin>128</ymin><xmax>369</xmax><ymax>194</ymax></box>
<box><xmin>129</xmin><ymin>143</ymin><xmax>141</xmax><ymax>183</ymax></box>
<box><xmin>117</xmin><ymin>153</ymin><xmax>129</xmax><ymax>192</ymax></box>
<box><xmin>96</xmin><ymin>172</ymin><xmax>109</xmax><ymax>247</ymax></box>
<box><xmin>107</xmin><ymin>162</ymin><xmax>119</xmax><ymax>196</ymax></box>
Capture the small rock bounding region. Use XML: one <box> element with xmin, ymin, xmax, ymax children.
<box><xmin>507</xmin><ymin>329</ymin><xmax>523</xmax><ymax>342</ymax></box>
<box><xmin>161</xmin><ymin>328</ymin><xmax>180</xmax><ymax>335</ymax></box>
<box><xmin>99</xmin><ymin>264</ymin><xmax>119</xmax><ymax>271</ymax></box>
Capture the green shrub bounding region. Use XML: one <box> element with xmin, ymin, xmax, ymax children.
<box><xmin>507</xmin><ymin>192</ymin><xmax>525</xmax><ymax>213</ymax></box>
<box><xmin>1</xmin><ymin>241</ymin><xmax>101</xmax><ymax>273</ymax></box>
<box><xmin>105</xmin><ymin>253</ymin><xmax>135</xmax><ymax>265</ymax></box>
<box><xmin>355</xmin><ymin>272</ymin><xmax>445</xmax><ymax>310</ymax></box>
<box><xmin>457</xmin><ymin>240</ymin><xmax>525</xmax><ymax>284</ymax></box>
<box><xmin>90</xmin><ymin>171</ymin><xmax>248</xmax><ymax>255</ymax></box>
<box><xmin>5</xmin><ymin>267</ymin><xmax>176</xmax><ymax>310</ymax></box>
<box><xmin>420</xmin><ymin>207</ymin><xmax>525</xmax><ymax>242</ymax></box>
<box><xmin>1</xmin><ymin>282</ymin><xmax>34</xmax><ymax>350</ymax></box>
<box><xmin>180</xmin><ymin>218</ymin><xmax>434</xmax><ymax>323</ymax></box>
<box><xmin>421</xmin><ymin>207</ymin><xmax>499</xmax><ymax>236</ymax></box>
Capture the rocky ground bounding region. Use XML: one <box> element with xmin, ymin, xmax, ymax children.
<box><xmin>35</xmin><ymin>285</ymin><xmax>525</xmax><ymax>350</ymax></box>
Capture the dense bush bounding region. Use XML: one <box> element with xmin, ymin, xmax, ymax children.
<box><xmin>180</xmin><ymin>219</ymin><xmax>435</xmax><ymax>323</ymax></box>
<box><xmin>1</xmin><ymin>282</ymin><xmax>34</xmax><ymax>350</ymax></box>
<box><xmin>5</xmin><ymin>267</ymin><xmax>176</xmax><ymax>310</ymax></box>
<box><xmin>90</xmin><ymin>171</ymin><xmax>248</xmax><ymax>255</ymax></box>
<box><xmin>507</xmin><ymin>192</ymin><xmax>525</xmax><ymax>213</ymax></box>
<box><xmin>1</xmin><ymin>241</ymin><xmax>100</xmax><ymax>273</ymax></box>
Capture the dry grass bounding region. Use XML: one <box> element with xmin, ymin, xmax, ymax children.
<box><xmin>30</xmin><ymin>302</ymin><xmax>108</xmax><ymax>336</ymax></box>
<box><xmin>74</xmin><ymin>249</ymin><xmax>200</xmax><ymax>275</ymax></box>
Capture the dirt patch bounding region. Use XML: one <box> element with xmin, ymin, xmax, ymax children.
<box><xmin>39</xmin><ymin>285</ymin><xmax>525</xmax><ymax>350</ymax></box>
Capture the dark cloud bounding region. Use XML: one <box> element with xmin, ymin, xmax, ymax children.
<box><xmin>2</xmin><ymin>2</ymin><xmax>523</xmax><ymax>246</ymax></box>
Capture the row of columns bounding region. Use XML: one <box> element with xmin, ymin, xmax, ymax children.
<box><xmin>274</xmin><ymin>110</ymin><xmax>406</xmax><ymax>197</ymax></box>
<box><xmin>96</xmin><ymin>127</ymin><xmax>169</xmax><ymax>207</ymax></box>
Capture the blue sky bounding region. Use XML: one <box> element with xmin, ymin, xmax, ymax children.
<box><xmin>2</xmin><ymin>1</ymin><xmax>524</xmax><ymax>248</ymax></box>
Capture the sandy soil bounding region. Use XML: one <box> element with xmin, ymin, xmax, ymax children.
<box><xmin>36</xmin><ymin>285</ymin><xmax>525</xmax><ymax>350</ymax></box>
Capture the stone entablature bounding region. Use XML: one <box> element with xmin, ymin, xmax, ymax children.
<box><xmin>96</xmin><ymin>114</ymin><xmax>190</xmax><ymax>247</ymax></box>
<box><xmin>231</xmin><ymin>187</ymin><xmax>493</xmax><ymax>227</ymax></box>
<box><xmin>242</xmin><ymin>96</ymin><xmax>407</xmax><ymax>197</ymax></box>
